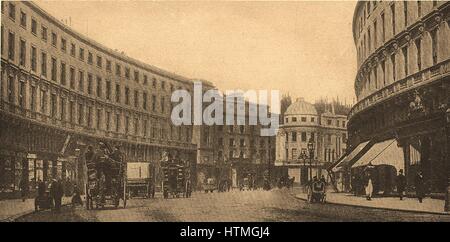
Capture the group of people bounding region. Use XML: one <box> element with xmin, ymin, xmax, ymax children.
<box><xmin>353</xmin><ymin>169</ymin><xmax>426</xmax><ymax>203</ymax></box>
<box><xmin>19</xmin><ymin>176</ymin><xmax>83</xmax><ymax>213</ymax></box>
<box><xmin>217</xmin><ymin>179</ymin><xmax>232</xmax><ymax>192</ymax></box>
<box><xmin>277</xmin><ymin>175</ymin><xmax>295</xmax><ymax>189</ymax></box>
<box><xmin>396</xmin><ymin>169</ymin><xmax>425</xmax><ymax>203</ymax></box>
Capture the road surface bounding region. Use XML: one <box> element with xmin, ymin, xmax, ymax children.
<box><xmin>16</xmin><ymin>189</ymin><xmax>450</xmax><ymax>222</ymax></box>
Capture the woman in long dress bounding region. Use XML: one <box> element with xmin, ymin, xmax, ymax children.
<box><xmin>365</xmin><ymin>176</ymin><xmax>373</xmax><ymax>201</ymax></box>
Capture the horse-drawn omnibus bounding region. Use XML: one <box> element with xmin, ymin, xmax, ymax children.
<box><xmin>85</xmin><ymin>142</ymin><xmax>127</xmax><ymax>209</ymax></box>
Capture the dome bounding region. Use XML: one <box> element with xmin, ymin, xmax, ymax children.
<box><xmin>285</xmin><ymin>98</ymin><xmax>318</xmax><ymax>116</ymax></box>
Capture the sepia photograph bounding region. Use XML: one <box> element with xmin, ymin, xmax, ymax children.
<box><xmin>0</xmin><ymin>0</ymin><xmax>449</xmax><ymax>226</ymax></box>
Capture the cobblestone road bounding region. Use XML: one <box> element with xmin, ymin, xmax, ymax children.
<box><xmin>16</xmin><ymin>189</ymin><xmax>450</xmax><ymax>222</ymax></box>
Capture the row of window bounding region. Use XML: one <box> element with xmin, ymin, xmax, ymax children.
<box><xmin>215</xmin><ymin>125</ymin><xmax>256</xmax><ymax>134</ymax></box>
<box><xmin>357</xmin><ymin>1</ymin><xmax>440</xmax><ymax>65</ymax></box>
<box><xmin>287</xmin><ymin>147</ymin><xmax>343</xmax><ymax>162</ymax></box>
<box><xmin>358</xmin><ymin>29</ymin><xmax>439</xmax><ymax>97</ymax></box>
<box><xmin>1</xmin><ymin>1</ymin><xmax>188</xmax><ymax>92</ymax></box>
<box><xmin>1</xmin><ymin>29</ymin><xmax>172</xmax><ymax>113</ymax></box>
<box><xmin>285</xmin><ymin>116</ymin><xmax>346</xmax><ymax>127</ymax></box>
<box><xmin>285</xmin><ymin>131</ymin><xmax>347</xmax><ymax>143</ymax></box>
<box><xmin>286</xmin><ymin>116</ymin><xmax>315</xmax><ymax>123</ymax></box>
<box><xmin>221</xmin><ymin>137</ymin><xmax>268</xmax><ymax>147</ymax></box>
<box><xmin>3</xmin><ymin>73</ymin><xmax>191</xmax><ymax>142</ymax></box>
<box><xmin>216</xmin><ymin>149</ymin><xmax>270</xmax><ymax>160</ymax></box>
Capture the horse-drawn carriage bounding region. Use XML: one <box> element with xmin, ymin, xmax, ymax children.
<box><xmin>307</xmin><ymin>179</ymin><xmax>326</xmax><ymax>203</ymax></box>
<box><xmin>160</xmin><ymin>158</ymin><xmax>192</xmax><ymax>199</ymax></box>
<box><xmin>126</xmin><ymin>162</ymin><xmax>156</xmax><ymax>199</ymax></box>
<box><xmin>85</xmin><ymin>142</ymin><xmax>127</xmax><ymax>209</ymax></box>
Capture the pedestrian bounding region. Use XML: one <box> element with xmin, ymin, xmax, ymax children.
<box><xmin>365</xmin><ymin>174</ymin><xmax>373</xmax><ymax>201</ymax></box>
<box><xmin>351</xmin><ymin>175</ymin><xmax>357</xmax><ymax>195</ymax></box>
<box><xmin>50</xmin><ymin>179</ymin><xmax>64</xmax><ymax>212</ymax></box>
<box><xmin>19</xmin><ymin>176</ymin><xmax>28</xmax><ymax>202</ymax></box>
<box><xmin>71</xmin><ymin>184</ymin><xmax>83</xmax><ymax>207</ymax></box>
<box><xmin>37</xmin><ymin>179</ymin><xmax>46</xmax><ymax>198</ymax></box>
<box><xmin>396</xmin><ymin>169</ymin><xmax>406</xmax><ymax>200</ymax></box>
<box><xmin>415</xmin><ymin>171</ymin><xmax>425</xmax><ymax>203</ymax></box>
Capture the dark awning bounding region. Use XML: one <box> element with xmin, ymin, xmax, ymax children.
<box><xmin>333</xmin><ymin>141</ymin><xmax>371</xmax><ymax>171</ymax></box>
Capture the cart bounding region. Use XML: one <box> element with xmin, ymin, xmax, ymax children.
<box><xmin>126</xmin><ymin>162</ymin><xmax>155</xmax><ymax>199</ymax></box>
<box><xmin>240</xmin><ymin>177</ymin><xmax>251</xmax><ymax>191</ymax></box>
<box><xmin>161</xmin><ymin>162</ymin><xmax>191</xmax><ymax>199</ymax></box>
<box><xmin>34</xmin><ymin>191</ymin><xmax>54</xmax><ymax>211</ymax></box>
<box><xmin>85</xmin><ymin>146</ymin><xmax>127</xmax><ymax>209</ymax></box>
<box><xmin>307</xmin><ymin>180</ymin><xmax>326</xmax><ymax>203</ymax></box>
<box><xmin>203</xmin><ymin>177</ymin><xmax>216</xmax><ymax>193</ymax></box>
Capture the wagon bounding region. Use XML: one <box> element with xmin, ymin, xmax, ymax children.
<box><xmin>203</xmin><ymin>177</ymin><xmax>217</xmax><ymax>193</ymax></box>
<box><xmin>161</xmin><ymin>163</ymin><xmax>191</xmax><ymax>199</ymax></box>
<box><xmin>126</xmin><ymin>162</ymin><xmax>156</xmax><ymax>199</ymax></box>
<box><xmin>85</xmin><ymin>146</ymin><xmax>127</xmax><ymax>209</ymax></box>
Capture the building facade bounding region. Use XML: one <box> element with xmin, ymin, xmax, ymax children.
<box><xmin>0</xmin><ymin>1</ymin><xmax>197</xmax><ymax>195</ymax></box>
<box><xmin>275</xmin><ymin>98</ymin><xmax>347</xmax><ymax>185</ymax></box>
<box><xmin>347</xmin><ymin>1</ymin><xmax>450</xmax><ymax>194</ymax></box>
<box><xmin>195</xmin><ymin>96</ymin><xmax>276</xmax><ymax>189</ymax></box>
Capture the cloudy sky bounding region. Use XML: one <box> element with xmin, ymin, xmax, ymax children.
<box><xmin>36</xmin><ymin>0</ymin><xmax>358</xmax><ymax>104</ymax></box>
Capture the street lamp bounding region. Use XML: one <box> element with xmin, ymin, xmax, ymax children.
<box><xmin>298</xmin><ymin>150</ymin><xmax>307</xmax><ymax>185</ymax></box>
<box><xmin>74</xmin><ymin>148</ymin><xmax>81</xmax><ymax>188</ymax></box>
<box><xmin>444</xmin><ymin>108</ymin><xmax>450</xmax><ymax>212</ymax></box>
<box><xmin>307</xmin><ymin>137</ymin><xmax>315</xmax><ymax>181</ymax></box>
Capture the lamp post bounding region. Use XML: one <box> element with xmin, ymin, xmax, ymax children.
<box><xmin>74</xmin><ymin>148</ymin><xmax>81</xmax><ymax>189</ymax></box>
<box><xmin>299</xmin><ymin>150</ymin><xmax>307</xmax><ymax>185</ymax></box>
<box><xmin>444</xmin><ymin>108</ymin><xmax>450</xmax><ymax>212</ymax></box>
<box><xmin>307</xmin><ymin>137</ymin><xmax>315</xmax><ymax>181</ymax></box>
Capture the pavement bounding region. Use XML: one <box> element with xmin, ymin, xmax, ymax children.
<box><xmin>0</xmin><ymin>197</ymin><xmax>71</xmax><ymax>222</ymax></box>
<box><xmin>295</xmin><ymin>191</ymin><xmax>449</xmax><ymax>215</ymax></box>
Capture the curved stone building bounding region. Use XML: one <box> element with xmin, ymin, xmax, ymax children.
<box><xmin>346</xmin><ymin>1</ymin><xmax>450</xmax><ymax>193</ymax></box>
<box><xmin>0</xmin><ymin>1</ymin><xmax>197</xmax><ymax>194</ymax></box>
<box><xmin>276</xmin><ymin>98</ymin><xmax>347</xmax><ymax>185</ymax></box>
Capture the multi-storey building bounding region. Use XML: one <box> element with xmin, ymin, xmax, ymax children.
<box><xmin>195</xmin><ymin>95</ymin><xmax>276</xmax><ymax>189</ymax></box>
<box><xmin>275</xmin><ymin>98</ymin><xmax>347</xmax><ymax>185</ymax></box>
<box><xmin>0</xmin><ymin>1</ymin><xmax>197</xmax><ymax>194</ymax></box>
<box><xmin>344</xmin><ymin>1</ymin><xmax>449</xmax><ymax>194</ymax></box>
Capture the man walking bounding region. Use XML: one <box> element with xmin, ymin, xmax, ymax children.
<box><xmin>37</xmin><ymin>179</ymin><xmax>46</xmax><ymax>198</ymax></box>
<box><xmin>415</xmin><ymin>171</ymin><xmax>425</xmax><ymax>203</ymax></box>
<box><xmin>396</xmin><ymin>169</ymin><xmax>406</xmax><ymax>200</ymax></box>
<box><xmin>19</xmin><ymin>176</ymin><xmax>28</xmax><ymax>202</ymax></box>
<box><xmin>50</xmin><ymin>179</ymin><xmax>64</xmax><ymax>212</ymax></box>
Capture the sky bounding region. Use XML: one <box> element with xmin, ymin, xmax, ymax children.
<box><xmin>36</xmin><ymin>0</ymin><xmax>358</xmax><ymax>105</ymax></box>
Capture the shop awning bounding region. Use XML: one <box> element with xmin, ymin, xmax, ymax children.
<box><xmin>352</xmin><ymin>139</ymin><xmax>404</xmax><ymax>172</ymax></box>
<box><xmin>329</xmin><ymin>154</ymin><xmax>347</xmax><ymax>172</ymax></box>
<box><xmin>333</xmin><ymin>141</ymin><xmax>371</xmax><ymax>170</ymax></box>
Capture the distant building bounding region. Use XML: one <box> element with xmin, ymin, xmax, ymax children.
<box><xmin>275</xmin><ymin>98</ymin><xmax>347</xmax><ymax>185</ymax></box>
<box><xmin>195</xmin><ymin>93</ymin><xmax>276</xmax><ymax>189</ymax></box>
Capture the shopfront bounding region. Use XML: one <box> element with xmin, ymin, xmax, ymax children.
<box><xmin>351</xmin><ymin>139</ymin><xmax>404</xmax><ymax>195</ymax></box>
<box><xmin>0</xmin><ymin>149</ymin><xmax>27</xmax><ymax>194</ymax></box>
